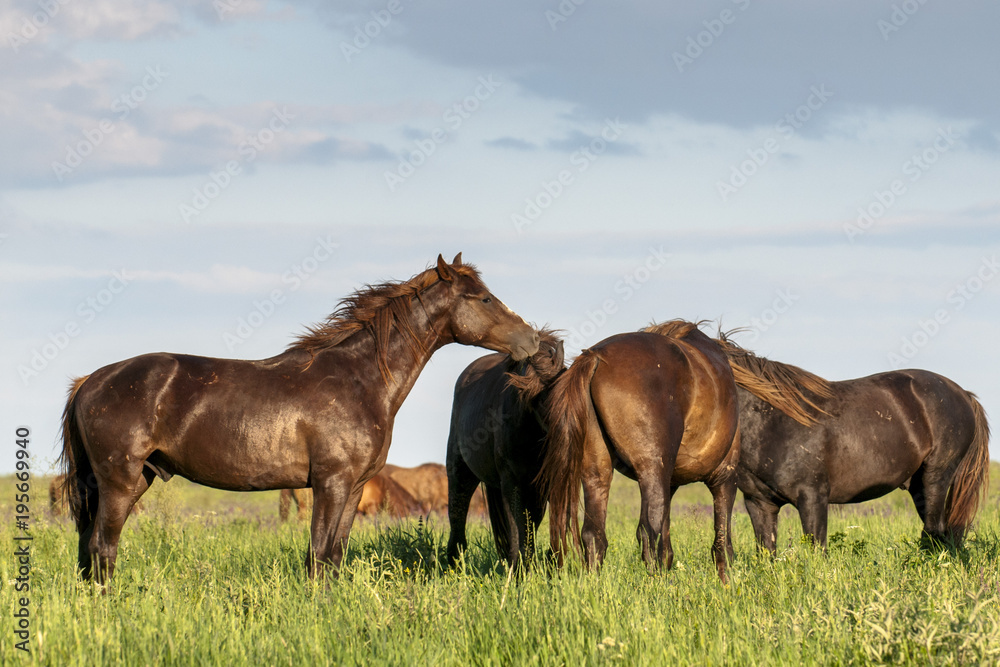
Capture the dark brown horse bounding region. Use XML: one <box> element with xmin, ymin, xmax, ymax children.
<box><xmin>60</xmin><ymin>254</ymin><xmax>539</xmax><ymax>582</ymax></box>
<box><xmin>715</xmin><ymin>333</ymin><xmax>991</xmax><ymax>552</ymax></box>
<box><xmin>446</xmin><ymin>329</ymin><xmax>565</xmax><ymax>569</ymax></box>
<box><xmin>540</xmin><ymin>321</ymin><xmax>741</xmax><ymax>581</ymax></box>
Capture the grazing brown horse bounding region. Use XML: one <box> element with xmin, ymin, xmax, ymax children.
<box><xmin>279</xmin><ymin>471</ymin><xmax>422</xmax><ymax>521</ymax></box>
<box><xmin>446</xmin><ymin>329</ymin><xmax>565</xmax><ymax>569</ymax></box>
<box><xmin>540</xmin><ymin>321</ymin><xmax>741</xmax><ymax>581</ymax></box>
<box><xmin>356</xmin><ymin>472</ymin><xmax>424</xmax><ymax>518</ymax></box>
<box><xmin>60</xmin><ymin>254</ymin><xmax>539</xmax><ymax>583</ymax></box>
<box><xmin>279</xmin><ymin>488</ymin><xmax>313</xmax><ymax>522</ymax></box>
<box><xmin>715</xmin><ymin>333</ymin><xmax>991</xmax><ymax>552</ymax></box>
<box><xmin>381</xmin><ymin>463</ymin><xmax>449</xmax><ymax>514</ymax></box>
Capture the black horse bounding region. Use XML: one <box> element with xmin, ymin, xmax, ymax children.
<box><xmin>60</xmin><ymin>254</ymin><xmax>539</xmax><ymax>582</ymax></box>
<box><xmin>446</xmin><ymin>329</ymin><xmax>565</xmax><ymax>569</ymax></box>
<box><xmin>716</xmin><ymin>333</ymin><xmax>991</xmax><ymax>552</ymax></box>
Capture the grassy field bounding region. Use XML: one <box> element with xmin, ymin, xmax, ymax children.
<box><xmin>2</xmin><ymin>464</ymin><xmax>998</xmax><ymax>666</ymax></box>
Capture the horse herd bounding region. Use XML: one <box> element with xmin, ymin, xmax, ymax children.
<box><xmin>59</xmin><ymin>254</ymin><xmax>991</xmax><ymax>584</ymax></box>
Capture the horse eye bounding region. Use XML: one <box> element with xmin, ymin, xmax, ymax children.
<box><xmin>481</xmin><ymin>296</ymin><xmax>492</xmax><ymax>304</ymax></box>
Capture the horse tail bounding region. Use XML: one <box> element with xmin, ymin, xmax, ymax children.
<box><xmin>537</xmin><ymin>349</ymin><xmax>601</xmax><ymax>562</ymax></box>
<box><xmin>484</xmin><ymin>485</ymin><xmax>512</xmax><ymax>562</ymax></box>
<box><xmin>59</xmin><ymin>376</ymin><xmax>94</xmax><ymax>533</ymax></box>
<box><xmin>946</xmin><ymin>393</ymin><xmax>991</xmax><ymax>541</ymax></box>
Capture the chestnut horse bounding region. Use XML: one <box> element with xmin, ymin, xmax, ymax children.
<box><xmin>381</xmin><ymin>463</ymin><xmax>449</xmax><ymax>514</ymax></box>
<box><xmin>279</xmin><ymin>488</ymin><xmax>313</xmax><ymax>522</ymax></box>
<box><xmin>540</xmin><ymin>321</ymin><xmax>740</xmax><ymax>581</ymax></box>
<box><xmin>446</xmin><ymin>329</ymin><xmax>565</xmax><ymax>569</ymax></box>
<box><xmin>715</xmin><ymin>333</ymin><xmax>991</xmax><ymax>552</ymax></box>
<box><xmin>356</xmin><ymin>472</ymin><xmax>423</xmax><ymax>518</ymax></box>
<box><xmin>60</xmin><ymin>254</ymin><xmax>539</xmax><ymax>582</ymax></box>
<box><xmin>279</xmin><ymin>472</ymin><xmax>423</xmax><ymax>521</ymax></box>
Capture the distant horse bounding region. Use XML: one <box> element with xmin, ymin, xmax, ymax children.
<box><xmin>279</xmin><ymin>471</ymin><xmax>423</xmax><ymax>521</ymax></box>
<box><xmin>540</xmin><ymin>321</ymin><xmax>741</xmax><ymax>581</ymax></box>
<box><xmin>49</xmin><ymin>474</ymin><xmax>69</xmax><ymax>516</ymax></box>
<box><xmin>279</xmin><ymin>464</ymin><xmax>489</xmax><ymax>521</ymax></box>
<box><xmin>60</xmin><ymin>254</ymin><xmax>539</xmax><ymax>582</ymax></box>
<box><xmin>382</xmin><ymin>463</ymin><xmax>449</xmax><ymax>514</ymax></box>
<box><xmin>279</xmin><ymin>488</ymin><xmax>313</xmax><ymax>522</ymax></box>
<box><xmin>715</xmin><ymin>333</ymin><xmax>991</xmax><ymax>552</ymax></box>
<box><xmin>356</xmin><ymin>472</ymin><xmax>423</xmax><ymax>518</ymax></box>
<box><xmin>446</xmin><ymin>329</ymin><xmax>565</xmax><ymax>569</ymax></box>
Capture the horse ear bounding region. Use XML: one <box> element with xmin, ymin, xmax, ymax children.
<box><xmin>436</xmin><ymin>254</ymin><xmax>457</xmax><ymax>282</ymax></box>
<box><xmin>552</xmin><ymin>339</ymin><xmax>565</xmax><ymax>368</ymax></box>
<box><xmin>452</xmin><ymin>252</ymin><xmax>463</xmax><ymax>266</ymax></box>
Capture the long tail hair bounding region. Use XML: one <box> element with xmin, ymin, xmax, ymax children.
<box><xmin>947</xmin><ymin>394</ymin><xmax>991</xmax><ymax>541</ymax></box>
<box><xmin>484</xmin><ymin>485</ymin><xmax>512</xmax><ymax>561</ymax></box>
<box><xmin>536</xmin><ymin>349</ymin><xmax>601</xmax><ymax>560</ymax></box>
<box><xmin>59</xmin><ymin>376</ymin><xmax>93</xmax><ymax>532</ymax></box>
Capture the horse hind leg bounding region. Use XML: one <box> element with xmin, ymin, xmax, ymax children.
<box><xmin>744</xmin><ymin>495</ymin><xmax>780</xmax><ymax>556</ymax></box>
<box><xmin>445</xmin><ymin>454</ymin><xmax>480</xmax><ymax>567</ymax></box>
<box><xmin>796</xmin><ymin>486</ymin><xmax>830</xmax><ymax>549</ymax></box>
<box><xmin>635</xmin><ymin>472</ymin><xmax>673</xmax><ymax>572</ymax></box>
<box><xmin>87</xmin><ymin>462</ymin><xmax>154</xmax><ymax>584</ymax></box>
<box><xmin>707</xmin><ymin>475</ymin><xmax>737</xmax><ymax>583</ymax></box>
<box><xmin>908</xmin><ymin>465</ymin><xmax>950</xmax><ymax>547</ymax></box>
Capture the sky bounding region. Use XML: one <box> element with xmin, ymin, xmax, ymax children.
<box><xmin>1</xmin><ymin>0</ymin><xmax>998</xmax><ymax>478</ymax></box>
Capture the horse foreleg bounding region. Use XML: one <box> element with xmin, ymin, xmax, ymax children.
<box><xmin>308</xmin><ymin>479</ymin><xmax>363</xmax><ymax>579</ymax></box>
<box><xmin>744</xmin><ymin>495</ymin><xmax>780</xmax><ymax>555</ymax></box>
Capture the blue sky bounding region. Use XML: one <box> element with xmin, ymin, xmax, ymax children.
<box><xmin>2</xmin><ymin>0</ymin><xmax>998</xmax><ymax>474</ymax></box>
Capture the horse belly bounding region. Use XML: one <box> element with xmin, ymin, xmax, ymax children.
<box><xmin>166</xmin><ymin>420</ymin><xmax>313</xmax><ymax>491</ymax></box>
<box><xmin>826</xmin><ymin>443</ymin><xmax>922</xmax><ymax>504</ymax></box>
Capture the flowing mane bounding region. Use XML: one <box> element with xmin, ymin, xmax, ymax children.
<box><xmin>643</xmin><ymin>319</ymin><xmax>710</xmax><ymax>340</ymax></box>
<box><xmin>289</xmin><ymin>261</ymin><xmax>483</xmax><ymax>379</ymax></box>
<box><xmin>715</xmin><ymin>329</ymin><xmax>834</xmax><ymax>426</ymax></box>
<box><xmin>505</xmin><ymin>327</ymin><xmax>565</xmax><ymax>405</ymax></box>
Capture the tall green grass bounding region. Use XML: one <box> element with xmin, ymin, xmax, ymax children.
<box><xmin>2</xmin><ymin>465</ymin><xmax>998</xmax><ymax>665</ymax></box>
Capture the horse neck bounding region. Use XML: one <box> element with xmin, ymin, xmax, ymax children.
<box><xmin>318</xmin><ymin>284</ymin><xmax>458</xmax><ymax>415</ymax></box>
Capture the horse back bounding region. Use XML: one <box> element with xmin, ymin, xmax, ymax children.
<box><xmin>588</xmin><ymin>331</ymin><xmax>739</xmax><ymax>483</ymax></box>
